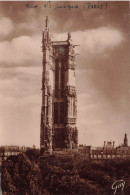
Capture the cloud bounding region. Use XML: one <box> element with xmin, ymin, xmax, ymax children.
<box><xmin>0</xmin><ymin>66</ymin><xmax>42</xmax><ymax>99</ymax></box>
<box><xmin>0</xmin><ymin>66</ymin><xmax>42</xmax><ymax>147</ymax></box>
<box><xmin>80</xmin><ymin>27</ymin><xmax>124</xmax><ymax>53</ymax></box>
<box><xmin>0</xmin><ymin>35</ymin><xmax>41</xmax><ymax>66</ymax></box>
<box><xmin>54</xmin><ymin>27</ymin><xmax>124</xmax><ymax>54</ymax></box>
<box><xmin>0</xmin><ymin>26</ymin><xmax>124</xmax><ymax>68</ymax></box>
<box><xmin>0</xmin><ymin>17</ymin><xmax>14</xmax><ymax>37</ymax></box>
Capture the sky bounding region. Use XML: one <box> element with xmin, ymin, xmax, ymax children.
<box><xmin>0</xmin><ymin>1</ymin><xmax>129</xmax><ymax>148</ymax></box>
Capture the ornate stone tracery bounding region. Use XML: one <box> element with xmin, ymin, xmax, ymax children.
<box><xmin>65</xmin><ymin>86</ymin><xmax>76</xmax><ymax>97</ymax></box>
<box><xmin>40</xmin><ymin>17</ymin><xmax>78</xmax><ymax>153</ymax></box>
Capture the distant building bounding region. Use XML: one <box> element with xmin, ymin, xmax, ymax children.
<box><xmin>0</xmin><ymin>145</ymin><xmax>35</xmax><ymax>166</ymax></box>
<box><xmin>103</xmin><ymin>141</ymin><xmax>115</xmax><ymax>149</ymax></box>
<box><xmin>78</xmin><ymin>134</ymin><xmax>130</xmax><ymax>160</ymax></box>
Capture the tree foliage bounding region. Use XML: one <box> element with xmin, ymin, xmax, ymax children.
<box><xmin>1</xmin><ymin>150</ymin><xmax>130</xmax><ymax>195</ymax></box>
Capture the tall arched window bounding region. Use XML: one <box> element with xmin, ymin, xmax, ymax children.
<box><xmin>60</xmin><ymin>59</ymin><xmax>64</xmax><ymax>97</ymax></box>
<box><xmin>55</xmin><ymin>59</ymin><xmax>59</xmax><ymax>98</ymax></box>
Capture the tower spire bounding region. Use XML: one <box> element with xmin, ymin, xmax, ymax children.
<box><xmin>124</xmin><ymin>133</ymin><xmax>128</xmax><ymax>147</ymax></box>
<box><xmin>45</xmin><ymin>16</ymin><xmax>49</xmax><ymax>29</ymax></box>
<box><xmin>43</xmin><ymin>16</ymin><xmax>51</xmax><ymax>46</ymax></box>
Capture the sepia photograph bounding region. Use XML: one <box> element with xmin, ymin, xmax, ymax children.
<box><xmin>0</xmin><ymin>1</ymin><xmax>130</xmax><ymax>194</ymax></box>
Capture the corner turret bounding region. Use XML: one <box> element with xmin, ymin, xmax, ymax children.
<box><xmin>42</xmin><ymin>16</ymin><xmax>51</xmax><ymax>46</ymax></box>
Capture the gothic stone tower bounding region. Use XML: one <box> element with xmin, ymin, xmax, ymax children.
<box><xmin>40</xmin><ymin>17</ymin><xmax>78</xmax><ymax>153</ymax></box>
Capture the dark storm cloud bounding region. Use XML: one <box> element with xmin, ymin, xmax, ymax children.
<box><xmin>0</xmin><ymin>1</ymin><xmax>129</xmax><ymax>34</ymax></box>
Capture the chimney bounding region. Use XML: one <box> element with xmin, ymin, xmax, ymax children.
<box><xmin>113</xmin><ymin>141</ymin><xmax>115</xmax><ymax>148</ymax></box>
<box><xmin>104</xmin><ymin>141</ymin><xmax>106</xmax><ymax>148</ymax></box>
